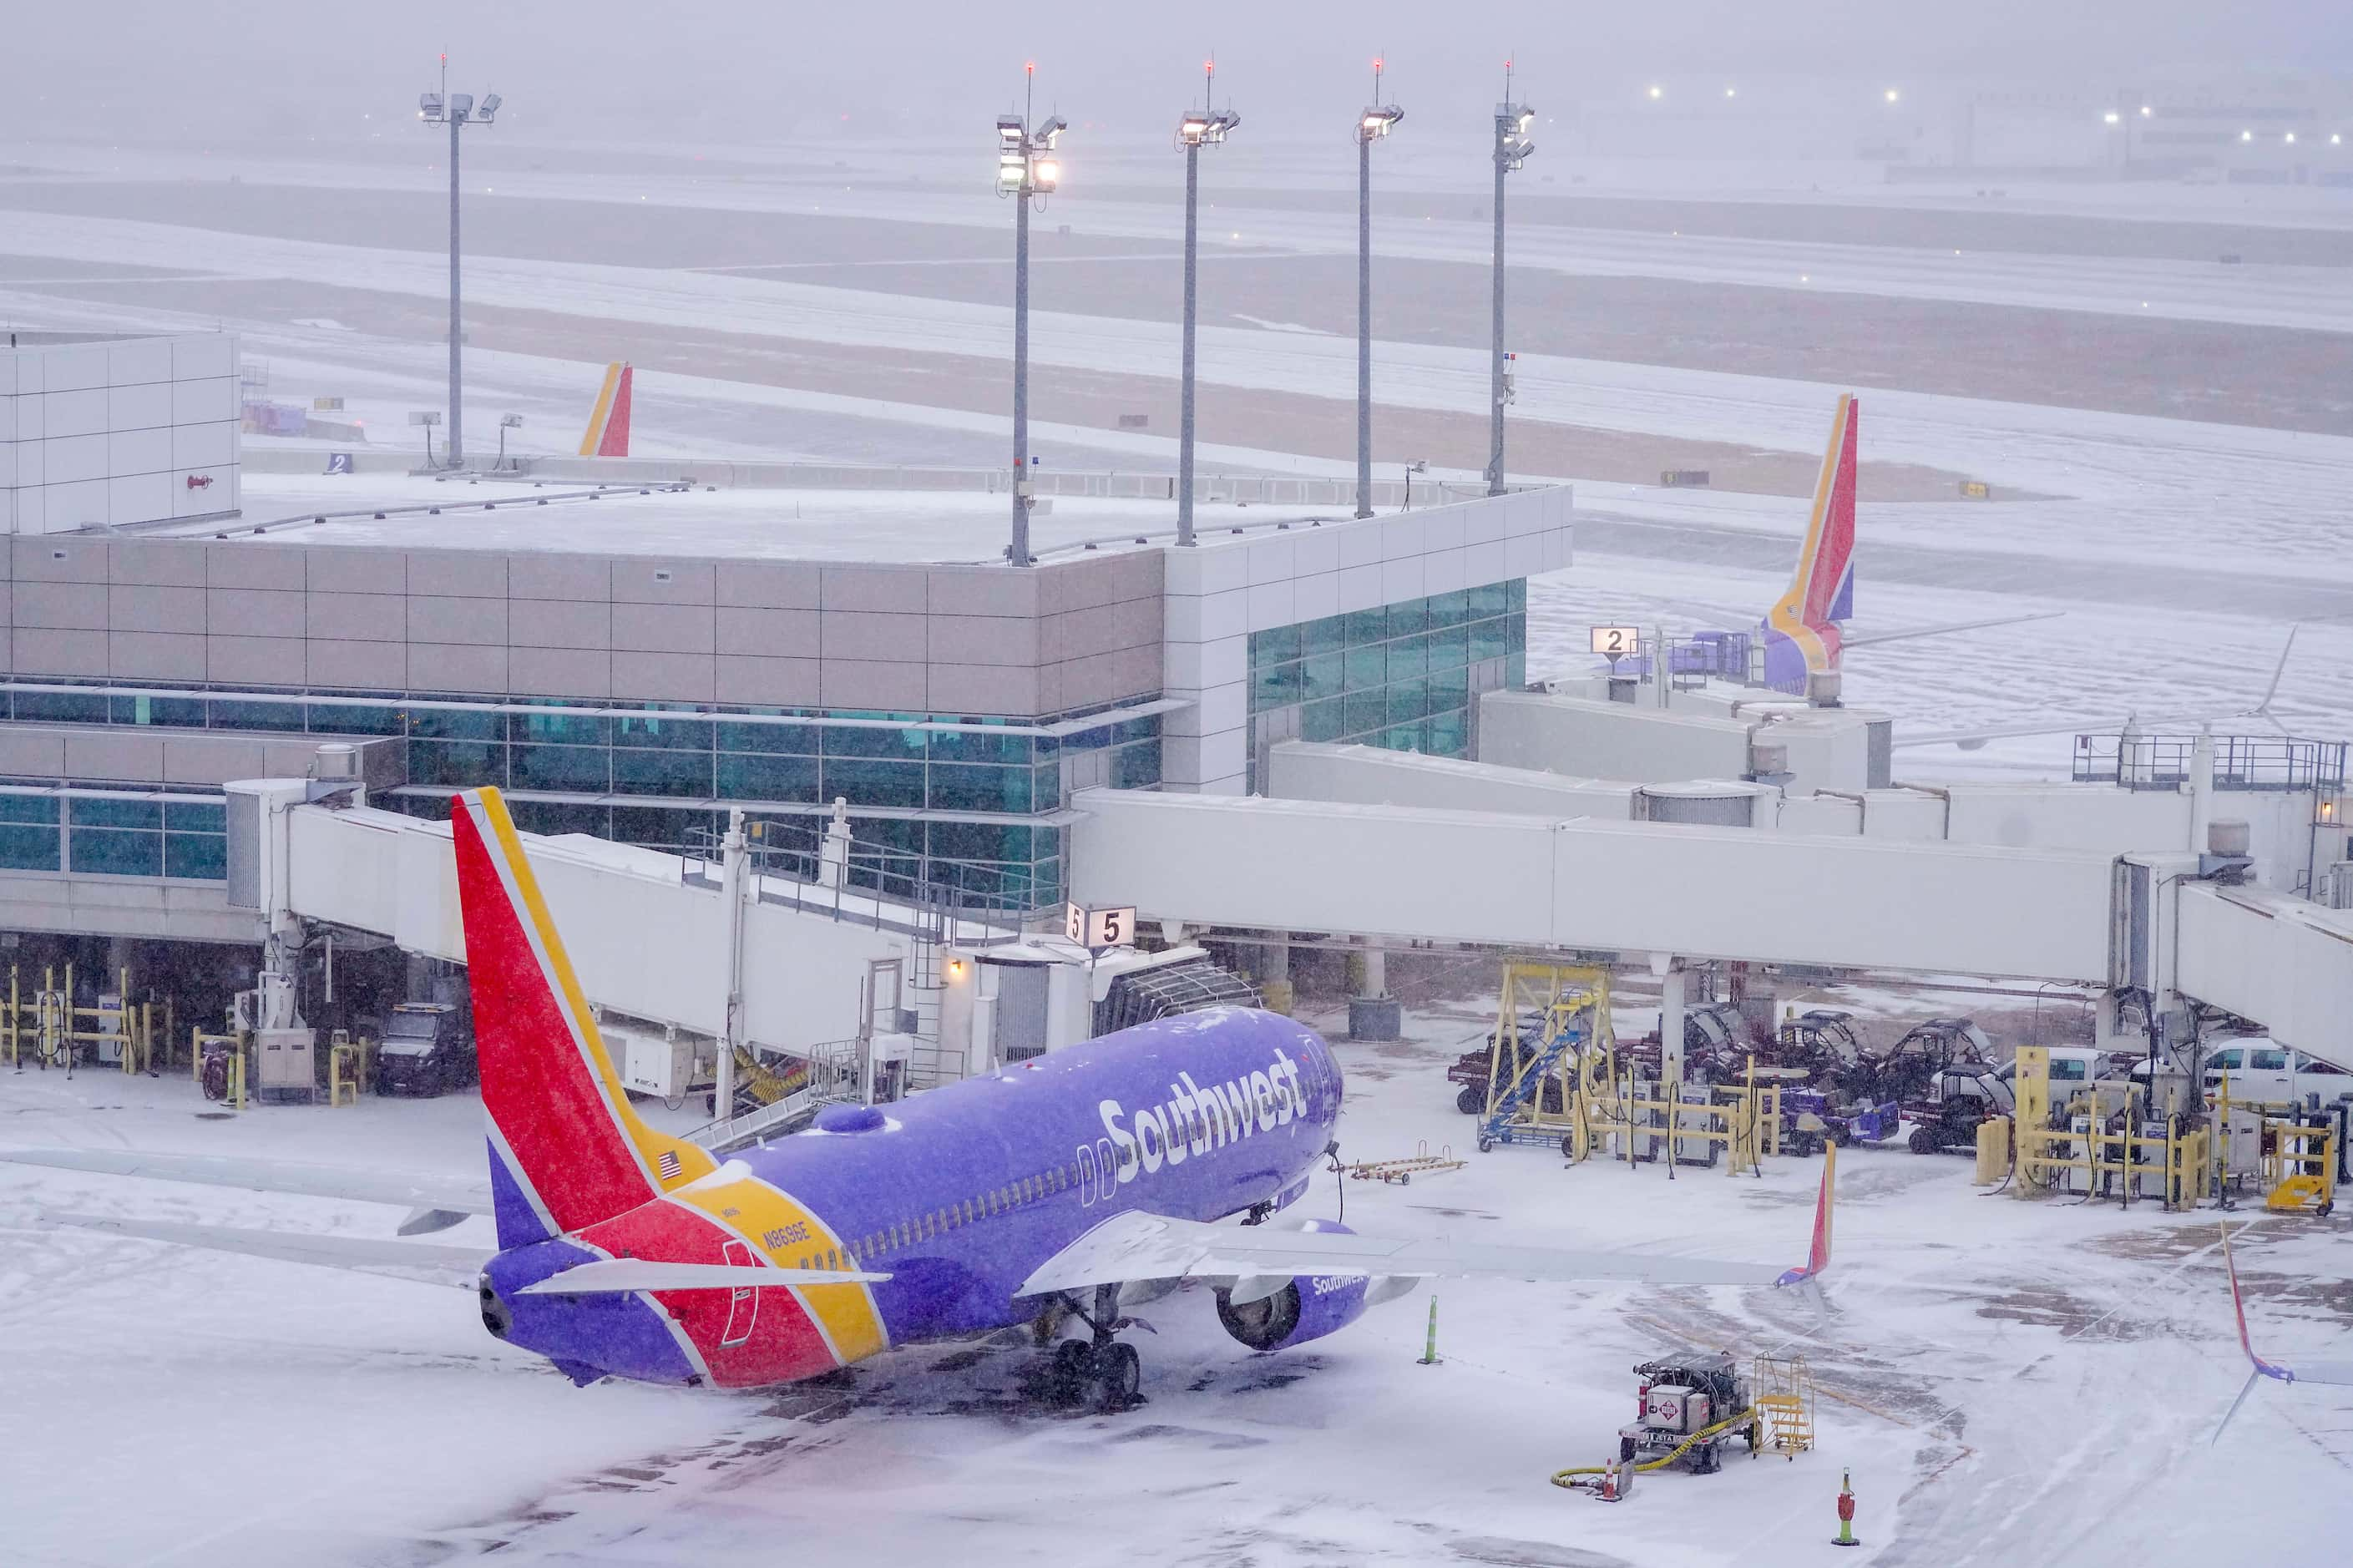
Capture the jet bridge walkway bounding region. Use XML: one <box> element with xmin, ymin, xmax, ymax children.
<box><xmin>1068</xmin><ymin>791</ymin><xmax>2353</xmax><ymax>1050</ymax></box>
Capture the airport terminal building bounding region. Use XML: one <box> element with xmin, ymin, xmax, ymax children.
<box><xmin>0</xmin><ymin>417</ymin><xmax>1568</xmax><ymax>918</ymax></box>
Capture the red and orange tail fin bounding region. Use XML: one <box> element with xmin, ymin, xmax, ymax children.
<box><xmin>452</xmin><ymin>787</ymin><xmax>710</xmax><ymax>1247</ymax></box>
<box><xmin>577</xmin><ymin>362</ymin><xmax>632</xmax><ymax>458</ymax></box>
<box><xmin>1763</xmin><ymin>393</ymin><xmax>1859</xmax><ymax>672</ymax></box>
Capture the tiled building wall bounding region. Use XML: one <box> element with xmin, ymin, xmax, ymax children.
<box><xmin>1</xmin><ymin>536</ymin><xmax>1162</xmax><ymax>719</ymax></box>
<box><xmin>1</xmin><ymin>333</ymin><xmax>240</xmax><ymax>534</ymax></box>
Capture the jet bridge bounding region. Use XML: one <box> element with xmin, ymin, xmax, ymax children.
<box><xmin>1070</xmin><ymin>790</ymin><xmax>2115</xmax><ymax>982</ymax></box>
<box><xmin>259</xmin><ymin>792</ymin><xmax>994</xmax><ymax>1056</ymax></box>
<box><xmin>1067</xmin><ymin>789</ymin><xmax>2353</xmax><ymax>1050</ymax></box>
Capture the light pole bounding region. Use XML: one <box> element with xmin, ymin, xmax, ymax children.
<box><xmin>1176</xmin><ymin>63</ymin><xmax>1241</xmax><ymax>549</ymax></box>
<box><xmin>995</xmin><ymin>66</ymin><xmax>1068</xmax><ymax>568</ymax></box>
<box><xmin>1355</xmin><ymin>61</ymin><xmax>1404</xmax><ymax>520</ymax></box>
<box><xmin>417</xmin><ymin>56</ymin><xmax>501</xmax><ymax>472</ymax></box>
<box><xmin>1488</xmin><ymin>65</ymin><xmax>1535</xmax><ymax>496</ymax></box>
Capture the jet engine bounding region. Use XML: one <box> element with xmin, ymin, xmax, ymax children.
<box><xmin>1211</xmin><ymin>1220</ymin><xmax>1416</xmax><ymax>1352</ymax></box>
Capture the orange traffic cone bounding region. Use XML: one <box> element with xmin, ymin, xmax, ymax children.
<box><xmin>1834</xmin><ymin>1469</ymin><xmax>1858</xmax><ymax>1546</ymax></box>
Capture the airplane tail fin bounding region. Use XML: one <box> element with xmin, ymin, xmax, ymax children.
<box><xmin>577</xmin><ymin>362</ymin><xmax>633</xmax><ymax>458</ymax></box>
<box><xmin>1761</xmin><ymin>393</ymin><xmax>1859</xmax><ymax>676</ymax></box>
<box><xmin>1776</xmin><ymin>1141</ymin><xmax>1836</xmax><ymax>1289</ymax></box>
<box><xmin>450</xmin><ymin>787</ymin><xmax>711</xmax><ymax>1248</ymax></box>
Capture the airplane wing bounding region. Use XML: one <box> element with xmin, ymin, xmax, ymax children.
<box><xmin>519</xmin><ymin>1259</ymin><xmax>890</xmax><ymax>1294</ymax></box>
<box><xmin>38</xmin><ymin>1212</ymin><xmax>491</xmax><ymax>1288</ymax></box>
<box><xmin>1020</xmin><ymin>1146</ymin><xmax>1835</xmax><ymax>1299</ymax></box>
<box><xmin>1841</xmin><ymin>610</ymin><xmax>2062</xmax><ymax>651</ymax></box>
<box><xmin>2214</xmin><ymin>1222</ymin><xmax>2353</xmax><ymax>1444</ymax></box>
<box><xmin>1016</xmin><ymin>1211</ymin><xmax>1783</xmax><ymax>1297</ymax></box>
<box><xmin>0</xmin><ymin>1148</ymin><xmax>491</xmax><ymax>1235</ymax></box>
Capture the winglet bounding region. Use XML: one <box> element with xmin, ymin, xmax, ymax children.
<box><xmin>577</xmin><ymin>362</ymin><xmax>633</xmax><ymax>457</ymax></box>
<box><xmin>2221</xmin><ymin>1222</ymin><xmax>2287</xmax><ymax>1383</ymax></box>
<box><xmin>1776</xmin><ymin>1141</ymin><xmax>1836</xmax><ymax>1289</ymax></box>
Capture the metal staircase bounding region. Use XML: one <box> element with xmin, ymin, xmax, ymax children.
<box><xmin>1749</xmin><ymin>1356</ymin><xmax>1815</xmax><ymax>1457</ymax></box>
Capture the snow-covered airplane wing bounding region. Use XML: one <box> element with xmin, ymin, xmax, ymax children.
<box><xmin>0</xmin><ymin>1148</ymin><xmax>491</xmax><ymax>1234</ymax></box>
<box><xmin>1015</xmin><ymin>1211</ymin><xmax>1784</xmax><ymax>1297</ymax></box>
<box><xmin>39</xmin><ymin>1212</ymin><xmax>491</xmax><ymax>1288</ymax></box>
<box><xmin>519</xmin><ymin>1259</ymin><xmax>890</xmax><ymax>1294</ymax></box>
<box><xmin>1841</xmin><ymin>610</ymin><xmax>2062</xmax><ymax>650</ymax></box>
<box><xmin>1020</xmin><ymin>1146</ymin><xmax>1834</xmax><ymax>1299</ymax></box>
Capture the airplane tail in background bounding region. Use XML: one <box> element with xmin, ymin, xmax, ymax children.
<box><xmin>577</xmin><ymin>362</ymin><xmax>633</xmax><ymax>457</ymax></box>
<box><xmin>450</xmin><ymin>787</ymin><xmax>711</xmax><ymax>1248</ymax></box>
<box><xmin>1775</xmin><ymin>1142</ymin><xmax>1836</xmax><ymax>1290</ymax></box>
<box><xmin>1759</xmin><ymin>393</ymin><xmax>1859</xmax><ymax>684</ymax></box>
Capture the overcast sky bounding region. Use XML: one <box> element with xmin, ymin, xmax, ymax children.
<box><xmin>7</xmin><ymin>3</ymin><xmax>2350</xmax><ymax>144</ymax></box>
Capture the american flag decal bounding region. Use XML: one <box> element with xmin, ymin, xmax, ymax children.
<box><xmin>657</xmin><ymin>1150</ymin><xmax>681</xmax><ymax>1181</ymax></box>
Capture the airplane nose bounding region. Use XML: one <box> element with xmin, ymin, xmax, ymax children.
<box><xmin>478</xmin><ymin>1272</ymin><xmax>512</xmax><ymax>1340</ymax></box>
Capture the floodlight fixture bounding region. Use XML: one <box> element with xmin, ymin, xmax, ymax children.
<box><xmin>2285</xmin><ymin>131</ymin><xmax>2298</xmax><ymax>144</ymax></box>
<box><xmin>1354</xmin><ymin>57</ymin><xmax>1402</xmax><ymax>518</ymax></box>
<box><xmin>2140</xmin><ymin>104</ymin><xmax>2153</xmax><ymax>117</ymax></box>
<box><xmin>414</xmin><ymin>56</ymin><xmax>499</xmax><ymax>468</ymax></box>
<box><xmin>1647</xmin><ymin>84</ymin><xmax>1662</xmax><ymax>100</ymax></box>
<box><xmin>1175</xmin><ymin>58</ymin><xmax>1241</xmax><ymax>547</ymax></box>
<box><xmin>2242</xmin><ymin>129</ymin><xmax>2254</xmax><ymax>142</ymax></box>
<box><xmin>2335</xmin><ymin>133</ymin><xmax>2344</xmax><ymax>145</ymax></box>
<box><xmin>1489</xmin><ymin>63</ymin><xmax>1536</xmax><ymax>494</ymax></box>
<box><xmin>992</xmin><ymin>68</ymin><xmax>1075</xmax><ymax>567</ymax></box>
<box><xmin>1884</xmin><ymin>88</ymin><xmax>1900</xmax><ymax>104</ymax></box>
<box><xmin>2103</xmin><ymin>110</ymin><xmax>2121</xmax><ymax>125</ymax></box>
<box><xmin>1725</xmin><ymin>86</ymin><xmax>1737</xmax><ymax>99</ymax></box>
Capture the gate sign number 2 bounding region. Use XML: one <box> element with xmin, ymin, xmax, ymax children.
<box><xmin>1065</xmin><ymin>903</ymin><xmax>1136</xmax><ymax>949</ymax></box>
<box><xmin>1589</xmin><ymin>625</ymin><xmax>1641</xmax><ymax>657</ymax></box>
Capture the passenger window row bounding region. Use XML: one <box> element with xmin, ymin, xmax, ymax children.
<box><xmin>791</xmin><ymin>1161</ymin><xmax>1080</xmax><ymax>1272</ymax></box>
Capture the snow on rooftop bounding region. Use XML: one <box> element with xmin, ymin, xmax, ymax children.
<box><xmin>220</xmin><ymin>472</ymin><xmax>1340</xmax><ymax>564</ymax></box>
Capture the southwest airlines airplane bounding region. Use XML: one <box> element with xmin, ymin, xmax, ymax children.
<box><xmin>18</xmin><ymin>788</ymin><xmax>1832</xmax><ymax>1409</ymax></box>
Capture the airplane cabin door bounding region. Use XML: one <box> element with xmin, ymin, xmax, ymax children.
<box><xmin>720</xmin><ymin>1238</ymin><xmax>760</xmax><ymax>1347</ymax></box>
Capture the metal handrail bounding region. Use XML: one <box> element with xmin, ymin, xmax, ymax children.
<box><xmin>2072</xmin><ymin>733</ymin><xmax>2347</xmax><ymax>792</ymax></box>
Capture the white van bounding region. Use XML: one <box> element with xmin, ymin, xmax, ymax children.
<box><xmin>2200</xmin><ymin>1041</ymin><xmax>2353</xmax><ymax>1110</ymax></box>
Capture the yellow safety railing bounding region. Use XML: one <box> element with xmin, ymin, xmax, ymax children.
<box><xmin>1</xmin><ymin>964</ymin><xmax>154</xmax><ymax>1075</ymax></box>
<box><xmin>327</xmin><ymin>1032</ymin><xmax>373</xmax><ymax>1108</ymax></box>
<box><xmin>1568</xmin><ymin>1053</ymin><xmax>1773</xmax><ymax>1177</ymax></box>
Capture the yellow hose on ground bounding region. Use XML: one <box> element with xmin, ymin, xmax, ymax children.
<box><xmin>1550</xmin><ymin>1412</ymin><xmax>1757</xmax><ymax>1488</ymax></box>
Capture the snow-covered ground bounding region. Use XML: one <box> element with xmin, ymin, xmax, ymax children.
<box><xmin>3</xmin><ymin>995</ymin><xmax>2348</xmax><ymax>1567</ymax></box>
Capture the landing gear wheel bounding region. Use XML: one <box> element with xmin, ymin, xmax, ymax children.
<box><xmin>1908</xmin><ymin>1128</ymin><xmax>1941</xmax><ymax>1156</ymax></box>
<box><xmin>1091</xmin><ymin>1342</ymin><xmax>1141</xmax><ymax>1412</ymax></box>
<box><xmin>1456</xmin><ymin>1085</ymin><xmax>1483</xmax><ymax>1115</ymax></box>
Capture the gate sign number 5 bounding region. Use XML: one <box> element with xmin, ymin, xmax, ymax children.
<box><xmin>1065</xmin><ymin>903</ymin><xmax>1136</xmax><ymax>949</ymax></box>
<box><xmin>1589</xmin><ymin>625</ymin><xmax>1641</xmax><ymax>657</ymax></box>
